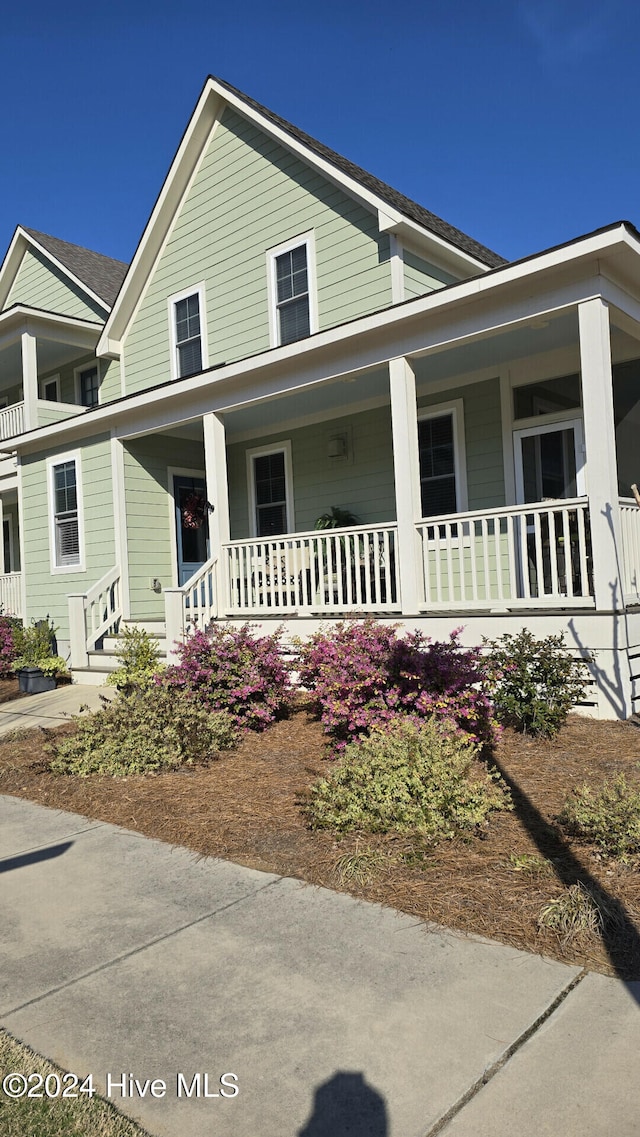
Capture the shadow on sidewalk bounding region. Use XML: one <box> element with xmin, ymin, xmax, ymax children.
<box><xmin>298</xmin><ymin>1071</ymin><xmax>388</xmax><ymax>1136</ymax></box>
<box><xmin>0</xmin><ymin>841</ymin><xmax>73</xmax><ymax>874</ymax></box>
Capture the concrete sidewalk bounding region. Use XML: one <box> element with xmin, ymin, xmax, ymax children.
<box><xmin>0</xmin><ymin>795</ymin><xmax>638</xmax><ymax>1137</ymax></box>
<box><xmin>0</xmin><ymin>684</ymin><xmax>114</xmax><ymax>736</ymax></box>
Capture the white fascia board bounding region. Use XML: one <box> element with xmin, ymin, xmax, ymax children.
<box><xmin>214</xmin><ymin>81</ymin><xmax>492</xmax><ymax>276</ymax></box>
<box><xmin>97</xmin><ymin>85</ymin><xmax>225</xmax><ymax>352</ymax></box>
<box><xmin>378</xmin><ymin>211</ymin><xmax>491</xmax><ymax>277</ymax></box>
<box><xmin>0</xmin><ymin>227</ymin><xmax>28</xmax><ymax>311</ymax></box>
<box><xmin>0</xmin><ymin>306</ymin><xmax>102</xmax><ymax>352</ymax></box>
<box><xmin>1</xmin><ymin>228</ymin><xmax>111</xmax><ymax>316</ymax></box>
<box><xmin>14</xmin><ymin>225</ymin><xmax>639</xmax><ymax>455</ymax></box>
<box><xmin>99</xmin><ymin>78</ymin><xmax>494</xmax><ymax>352</ymax></box>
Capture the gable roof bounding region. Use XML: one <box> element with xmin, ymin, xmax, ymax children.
<box><xmin>213</xmin><ymin>77</ymin><xmax>506</xmax><ymax>271</ymax></box>
<box><xmin>99</xmin><ymin>77</ymin><xmax>506</xmax><ymax>352</ymax></box>
<box><xmin>23</xmin><ymin>228</ymin><xmax>128</xmax><ymax>306</ymax></box>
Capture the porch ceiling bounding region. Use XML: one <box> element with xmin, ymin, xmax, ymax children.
<box><xmin>223</xmin><ymin>365</ymin><xmax>390</xmax><ymax>439</ymax></box>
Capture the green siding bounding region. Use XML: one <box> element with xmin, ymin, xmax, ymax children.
<box><xmin>99</xmin><ymin>358</ymin><xmax>122</xmax><ymax>403</ymax></box>
<box><xmin>124</xmin><ymin>435</ymin><xmax>205</xmax><ymax>619</ymax></box>
<box><xmin>39</xmin><ymin>353</ymin><xmax>95</xmax><ymax>405</ymax></box>
<box><xmin>417</xmin><ymin>377</ymin><xmax>505</xmax><ymax>511</ymax></box>
<box><xmin>403</xmin><ymin>249</ymin><xmax>457</xmax><ymax>299</ymax></box>
<box><xmin>227</xmin><ymin>404</ymin><xmax>395</xmax><ymax>539</ymax></box>
<box><xmin>21</xmin><ymin>434</ymin><xmax>115</xmax><ymax>642</ymax></box>
<box><xmin>123</xmin><ymin>107</ymin><xmax>393</xmax><ymax>395</ymax></box>
<box><xmin>5</xmin><ymin>247</ymin><xmax>105</xmax><ymax>321</ymax></box>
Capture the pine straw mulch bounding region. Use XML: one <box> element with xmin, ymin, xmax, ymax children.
<box><xmin>1</xmin><ymin>688</ymin><xmax>640</xmax><ymax>979</ymax></box>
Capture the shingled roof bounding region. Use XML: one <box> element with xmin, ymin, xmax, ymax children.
<box><xmin>213</xmin><ymin>77</ymin><xmax>507</xmax><ymax>270</ymax></box>
<box><xmin>24</xmin><ymin>228</ymin><xmax>128</xmax><ymax>307</ymax></box>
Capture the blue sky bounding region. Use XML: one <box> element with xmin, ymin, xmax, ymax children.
<box><xmin>1</xmin><ymin>0</ymin><xmax>639</xmax><ymax>268</ymax></box>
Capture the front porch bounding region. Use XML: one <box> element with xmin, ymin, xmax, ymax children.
<box><xmin>66</xmin><ymin>264</ymin><xmax>640</xmax><ymax>718</ymax></box>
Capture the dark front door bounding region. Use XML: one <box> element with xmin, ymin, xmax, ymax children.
<box><xmin>174</xmin><ymin>475</ymin><xmax>209</xmax><ymax>585</ymax></box>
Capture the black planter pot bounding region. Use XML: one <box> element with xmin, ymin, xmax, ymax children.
<box><xmin>18</xmin><ymin>667</ymin><xmax>57</xmax><ymax>695</ymax></box>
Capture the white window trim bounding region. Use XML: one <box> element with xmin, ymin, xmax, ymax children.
<box><xmin>266</xmin><ymin>232</ymin><xmax>318</xmax><ymax>348</ymax></box>
<box><xmin>74</xmin><ymin>361</ymin><xmax>101</xmax><ymax>408</ymax></box>
<box><xmin>417</xmin><ymin>399</ymin><xmax>468</xmax><ymax>515</ymax></box>
<box><xmin>246</xmin><ymin>441</ymin><xmax>294</xmax><ymax>538</ymax></box>
<box><xmin>168</xmin><ymin>282</ymin><xmax>209</xmax><ymax>382</ymax></box>
<box><xmin>39</xmin><ymin>373</ymin><xmax>61</xmax><ymax>402</ymax></box>
<box><xmin>47</xmin><ymin>449</ymin><xmax>85</xmax><ymax>574</ymax></box>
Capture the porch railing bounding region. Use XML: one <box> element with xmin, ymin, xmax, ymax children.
<box><xmin>224</xmin><ymin>523</ymin><xmax>400</xmax><ymax>614</ymax></box>
<box><xmin>620</xmin><ymin>498</ymin><xmax>640</xmax><ymax>604</ymax></box>
<box><xmin>68</xmin><ymin>565</ymin><xmax>122</xmax><ymax>668</ymax></box>
<box><xmin>0</xmin><ymin>573</ymin><xmax>22</xmax><ymax>616</ymax></box>
<box><xmin>164</xmin><ymin>553</ymin><xmax>218</xmax><ymax>658</ymax></box>
<box><xmin>416</xmin><ymin>498</ymin><xmax>593</xmax><ymax>610</ymax></box>
<box><xmin>0</xmin><ymin>402</ymin><xmax>24</xmax><ymax>441</ymax></box>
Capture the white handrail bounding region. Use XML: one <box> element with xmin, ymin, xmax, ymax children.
<box><xmin>68</xmin><ymin>565</ymin><xmax>122</xmax><ymax>667</ymax></box>
<box><xmin>0</xmin><ymin>573</ymin><xmax>22</xmax><ymax>616</ymax></box>
<box><xmin>620</xmin><ymin>499</ymin><xmax>640</xmax><ymax>603</ymax></box>
<box><xmin>164</xmin><ymin>553</ymin><xmax>218</xmax><ymax>660</ymax></box>
<box><xmin>417</xmin><ymin>499</ymin><xmax>593</xmax><ymax>610</ymax></box>
<box><xmin>224</xmin><ymin>523</ymin><xmax>399</xmax><ymax>614</ymax></box>
<box><xmin>0</xmin><ymin>402</ymin><xmax>24</xmax><ymax>441</ymax></box>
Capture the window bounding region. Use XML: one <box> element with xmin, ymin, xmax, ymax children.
<box><xmin>48</xmin><ymin>453</ymin><xmax>83</xmax><ymax>571</ymax></box>
<box><xmin>247</xmin><ymin>443</ymin><xmax>293</xmax><ymax>537</ymax></box>
<box><xmin>267</xmin><ymin>234</ymin><xmax>317</xmax><ymax>347</ymax></box>
<box><xmin>78</xmin><ymin>365</ymin><xmax>99</xmax><ymax>407</ymax></box>
<box><xmin>168</xmin><ymin>284</ymin><xmax>208</xmax><ymax>380</ymax></box>
<box><xmin>40</xmin><ymin>375</ymin><xmax>60</xmax><ymax>402</ymax></box>
<box><xmin>417</xmin><ymin>403</ymin><xmax>467</xmax><ymax>518</ymax></box>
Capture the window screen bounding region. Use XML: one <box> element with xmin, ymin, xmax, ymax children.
<box><xmin>175</xmin><ymin>294</ymin><xmax>202</xmax><ymax>377</ymax></box>
<box><xmin>418</xmin><ymin>414</ymin><xmax>457</xmax><ymax>517</ymax></box>
<box><xmin>53</xmin><ymin>461</ymin><xmax>80</xmax><ymax>565</ymax></box>
<box><xmin>254</xmin><ymin>451</ymin><xmax>287</xmax><ymax>536</ymax></box>
<box><xmin>275</xmin><ymin>246</ymin><xmax>310</xmax><ymax>345</ymax></box>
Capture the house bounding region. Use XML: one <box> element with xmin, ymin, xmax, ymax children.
<box><xmin>0</xmin><ymin>76</ymin><xmax>639</xmax><ymax>718</ymax></box>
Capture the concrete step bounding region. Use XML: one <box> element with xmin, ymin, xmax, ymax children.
<box><xmin>102</xmin><ymin>635</ymin><xmax>168</xmax><ymax>655</ymax></box>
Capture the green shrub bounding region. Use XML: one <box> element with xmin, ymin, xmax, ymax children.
<box><xmin>306</xmin><ymin>717</ymin><xmax>511</xmax><ymax>839</ymax></box>
<box><xmin>107</xmin><ymin>626</ymin><xmax>164</xmax><ymax>691</ymax></box>
<box><xmin>49</xmin><ymin>686</ymin><xmax>239</xmax><ymax>777</ymax></box>
<box><xmin>12</xmin><ymin>618</ymin><xmax>67</xmax><ymax>674</ymax></box>
<box><xmin>482</xmin><ymin>629</ymin><xmax>588</xmax><ymax>736</ymax></box>
<box><xmin>558</xmin><ymin>774</ymin><xmax>640</xmax><ymax>858</ymax></box>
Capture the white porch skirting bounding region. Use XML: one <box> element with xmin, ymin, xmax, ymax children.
<box><xmin>0</xmin><ymin>573</ymin><xmax>22</xmax><ymax>617</ymax></box>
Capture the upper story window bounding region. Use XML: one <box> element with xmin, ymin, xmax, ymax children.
<box><xmin>267</xmin><ymin>234</ymin><xmax>317</xmax><ymax>348</ymax></box>
<box><xmin>78</xmin><ymin>365</ymin><xmax>99</xmax><ymax>407</ymax></box>
<box><xmin>513</xmin><ymin>374</ymin><xmax>580</xmax><ymax>420</ymax></box>
<box><xmin>47</xmin><ymin>452</ymin><xmax>84</xmax><ymax>572</ymax></box>
<box><xmin>169</xmin><ymin>284</ymin><xmax>208</xmax><ymax>380</ymax></box>
<box><xmin>40</xmin><ymin>374</ymin><xmax>60</xmax><ymax>402</ymax></box>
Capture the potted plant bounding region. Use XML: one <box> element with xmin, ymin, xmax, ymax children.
<box><xmin>12</xmin><ymin>619</ymin><xmax>70</xmax><ymax>694</ymax></box>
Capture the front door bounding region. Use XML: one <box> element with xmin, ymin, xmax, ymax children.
<box><xmin>174</xmin><ymin>475</ymin><xmax>209</xmax><ymax>585</ymax></box>
<box><xmin>514</xmin><ymin>419</ymin><xmax>585</xmax><ymax>504</ymax></box>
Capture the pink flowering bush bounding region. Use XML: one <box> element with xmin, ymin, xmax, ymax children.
<box><xmin>162</xmin><ymin>623</ymin><xmax>291</xmax><ymax>731</ymax></box>
<box><xmin>0</xmin><ymin>616</ymin><xmax>20</xmax><ymax>678</ymax></box>
<box><xmin>297</xmin><ymin>618</ymin><xmax>495</xmax><ymax>754</ymax></box>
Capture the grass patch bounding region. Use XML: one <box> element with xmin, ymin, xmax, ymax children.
<box><xmin>506</xmin><ymin>852</ymin><xmax>554</xmax><ymax>876</ymax></box>
<box><xmin>538</xmin><ymin>882</ymin><xmax>624</xmax><ymax>944</ymax></box>
<box><xmin>0</xmin><ymin>1029</ymin><xmax>149</xmax><ymax>1136</ymax></box>
<box><xmin>333</xmin><ymin>845</ymin><xmax>389</xmax><ymax>885</ymax></box>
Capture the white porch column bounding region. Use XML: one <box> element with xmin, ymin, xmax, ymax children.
<box><xmin>389</xmin><ymin>356</ymin><xmax>423</xmax><ymax>613</ymax></box>
<box><xmin>578</xmin><ymin>298</ymin><xmax>624</xmax><ymax>612</ymax></box>
<box><xmin>203</xmin><ymin>412</ymin><xmax>230</xmax><ymax>557</ymax></box>
<box><xmin>21</xmin><ymin>331</ymin><xmax>38</xmax><ymax>431</ymax></box>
